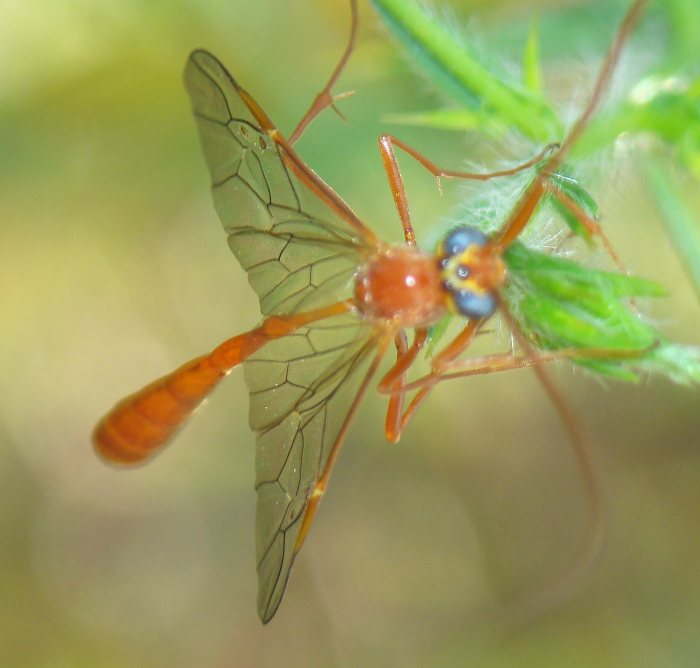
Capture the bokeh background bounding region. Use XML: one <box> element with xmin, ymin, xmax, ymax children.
<box><xmin>2</xmin><ymin>0</ymin><xmax>700</xmax><ymax>666</ymax></box>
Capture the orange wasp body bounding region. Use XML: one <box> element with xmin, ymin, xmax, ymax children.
<box><xmin>94</xmin><ymin>0</ymin><xmax>648</xmax><ymax>623</ymax></box>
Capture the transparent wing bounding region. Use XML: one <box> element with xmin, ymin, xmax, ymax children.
<box><xmin>244</xmin><ymin>311</ymin><xmax>382</xmax><ymax>622</ymax></box>
<box><xmin>184</xmin><ymin>49</ymin><xmax>377</xmax><ymax>315</ymax></box>
<box><xmin>184</xmin><ymin>50</ymin><xmax>386</xmax><ymax>622</ymax></box>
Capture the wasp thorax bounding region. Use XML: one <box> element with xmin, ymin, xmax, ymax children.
<box><xmin>354</xmin><ymin>246</ymin><xmax>446</xmax><ymax>327</ymax></box>
<box><xmin>438</xmin><ymin>226</ymin><xmax>506</xmax><ymax>319</ymax></box>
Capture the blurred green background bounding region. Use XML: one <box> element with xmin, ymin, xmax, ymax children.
<box><xmin>2</xmin><ymin>0</ymin><xmax>700</xmax><ymax>666</ymax></box>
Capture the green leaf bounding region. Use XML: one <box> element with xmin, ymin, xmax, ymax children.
<box><xmin>505</xmin><ymin>242</ymin><xmax>665</xmax><ymax>298</ymax></box>
<box><xmin>381</xmin><ymin>108</ymin><xmax>505</xmax><ymax>133</ymax></box>
<box><xmin>522</xmin><ymin>19</ymin><xmax>542</xmax><ymax>94</ymax></box>
<box><xmin>503</xmin><ymin>242</ymin><xmax>676</xmax><ymax>380</ymax></box>
<box><xmin>544</xmin><ymin>171</ymin><xmax>601</xmax><ymax>242</ymax></box>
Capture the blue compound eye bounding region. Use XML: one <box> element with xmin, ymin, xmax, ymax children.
<box><xmin>442</xmin><ymin>226</ymin><xmax>488</xmax><ymax>257</ymax></box>
<box><xmin>452</xmin><ymin>289</ymin><xmax>498</xmax><ymax>319</ymax></box>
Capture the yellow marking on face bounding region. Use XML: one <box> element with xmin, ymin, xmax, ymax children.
<box><xmin>439</xmin><ymin>246</ymin><xmax>490</xmax><ymax>296</ymax></box>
